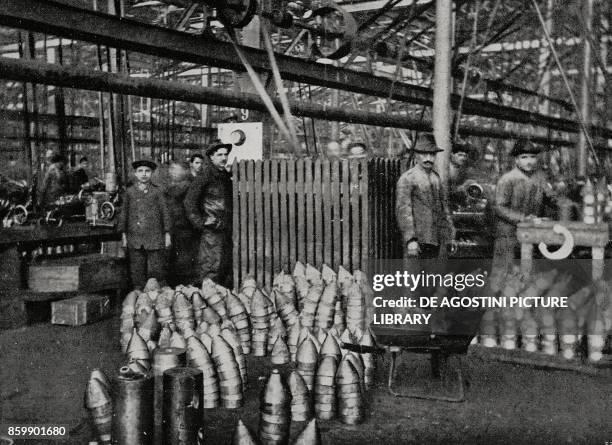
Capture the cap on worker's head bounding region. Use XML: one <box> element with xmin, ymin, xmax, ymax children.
<box><xmin>452</xmin><ymin>140</ymin><xmax>471</xmax><ymax>154</ymax></box>
<box><xmin>132</xmin><ymin>158</ymin><xmax>157</xmax><ymax>170</ymax></box>
<box><xmin>347</xmin><ymin>140</ymin><xmax>367</xmax><ymax>151</ymax></box>
<box><xmin>205</xmin><ymin>139</ymin><xmax>233</xmax><ymax>157</ymax></box>
<box><xmin>510</xmin><ymin>138</ymin><xmax>540</xmax><ymax>157</ymax></box>
<box><xmin>412</xmin><ymin>134</ymin><xmax>443</xmax><ymax>154</ymax></box>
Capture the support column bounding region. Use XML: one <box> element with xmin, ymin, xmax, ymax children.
<box><xmin>577</xmin><ymin>0</ymin><xmax>593</xmax><ymax>178</ymax></box>
<box><xmin>433</xmin><ymin>0</ymin><xmax>453</xmax><ymax>186</ymax></box>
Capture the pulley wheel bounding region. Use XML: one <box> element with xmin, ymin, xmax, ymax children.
<box><xmin>219</xmin><ymin>0</ymin><xmax>258</xmax><ymax>28</ymax></box>
<box><xmin>306</xmin><ymin>4</ymin><xmax>356</xmax><ymax>59</ymax></box>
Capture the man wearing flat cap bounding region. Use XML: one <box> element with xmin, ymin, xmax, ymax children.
<box><xmin>493</xmin><ymin>138</ymin><xmax>556</xmax><ymax>269</ymax></box>
<box><xmin>184</xmin><ymin>139</ymin><xmax>233</xmax><ymax>287</ymax></box>
<box><xmin>119</xmin><ymin>158</ymin><xmax>171</xmax><ymax>289</ymax></box>
<box><xmin>396</xmin><ymin>134</ymin><xmax>455</xmax><ymax>258</ymax></box>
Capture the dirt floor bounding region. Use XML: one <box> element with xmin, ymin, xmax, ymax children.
<box><xmin>0</xmin><ymin>316</ymin><xmax>611</xmax><ymax>445</ymax></box>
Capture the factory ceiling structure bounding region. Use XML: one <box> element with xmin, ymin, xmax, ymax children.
<box><xmin>0</xmin><ymin>0</ymin><xmax>610</xmax><ymax>177</ymax></box>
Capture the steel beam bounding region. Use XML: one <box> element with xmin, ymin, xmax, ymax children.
<box><xmin>0</xmin><ymin>56</ymin><xmax>596</xmax><ymax>149</ymax></box>
<box><xmin>1</xmin><ymin>0</ymin><xmax>611</xmax><ymax>138</ymax></box>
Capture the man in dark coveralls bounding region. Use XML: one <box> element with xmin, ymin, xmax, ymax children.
<box><xmin>184</xmin><ymin>140</ymin><xmax>233</xmax><ymax>287</ymax></box>
<box><xmin>165</xmin><ymin>162</ymin><xmax>198</xmax><ymax>286</ymax></box>
<box><xmin>493</xmin><ymin>138</ymin><xmax>556</xmax><ymax>271</ymax></box>
<box><xmin>396</xmin><ymin>134</ymin><xmax>455</xmax><ymax>259</ymax></box>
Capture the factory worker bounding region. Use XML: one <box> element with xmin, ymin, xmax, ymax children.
<box><xmin>493</xmin><ymin>138</ymin><xmax>556</xmax><ymax>270</ymax></box>
<box><xmin>184</xmin><ymin>140</ymin><xmax>233</xmax><ymax>288</ymax></box>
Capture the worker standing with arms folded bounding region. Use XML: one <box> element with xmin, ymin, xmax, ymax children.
<box><xmin>184</xmin><ymin>139</ymin><xmax>233</xmax><ymax>288</ymax></box>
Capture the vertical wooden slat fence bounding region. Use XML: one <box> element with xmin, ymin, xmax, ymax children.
<box><xmin>233</xmin><ymin>158</ymin><xmax>408</xmax><ymax>290</ymax></box>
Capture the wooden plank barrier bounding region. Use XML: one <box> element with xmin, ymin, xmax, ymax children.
<box><xmin>232</xmin><ymin>158</ymin><xmax>408</xmax><ymax>290</ymax></box>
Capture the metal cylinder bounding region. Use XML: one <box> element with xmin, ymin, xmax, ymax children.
<box><xmin>162</xmin><ymin>367</ymin><xmax>204</xmax><ymax>445</ymax></box>
<box><xmin>153</xmin><ymin>347</ymin><xmax>186</xmax><ymax>445</ymax></box>
<box><xmin>259</xmin><ymin>369</ymin><xmax>291</xmax><ymax>445</ymax></box>
<box><xmin>111</xmin><ymin>372</ymin><xmax>154</xmax><ymax>445</ymax></box>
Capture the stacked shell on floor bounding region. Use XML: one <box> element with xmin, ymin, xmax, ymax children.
<box><xmin>476</xmin><ymin>266</ymin><xmax>612</xmax><ymax>363</ymax></box>
<box><xmin>107</xmin><ymin>263</ymin><xmax>377</xmax><ymax>441</ymax></box>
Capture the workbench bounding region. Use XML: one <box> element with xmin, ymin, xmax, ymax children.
<box><xmin>516</xmin><ymin>220</ymin><xmax>609</xmax><ymax>280</ymax></box>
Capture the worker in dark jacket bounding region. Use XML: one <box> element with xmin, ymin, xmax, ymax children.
<box><xmin>38</xmin><ymin>152</ymin><xmax>68</xmax><ymax>209</ymax></box>
<box><xmin>119</xmin><ymin>158</ymin><xmax>172</xmax><ymax>289</ymax></box>
<box><xmin>396</xmin><ymin>134</ymin><xmax>455</xmax><ymax>259</ymax></box>
<box><xmin>165</xmin><ymin>162</ymin><xmax>198</xmax><ymax>286</ymax></box>
<box><xmin>184</xmin><ymin>140</ymin><xmax>233</xmax><ymax>287</ymax></box>
<box><xmin>70</xmin><ymin>156</ymin><xmax>90</xmax><ymax>193</ymax></box>
<box><xmin>493</xmin><ymin>138</ymin><xmax>556</xmax><ymax>271</ymax></box>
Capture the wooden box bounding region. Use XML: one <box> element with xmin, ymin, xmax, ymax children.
<box><xmin>51</xmin><ymin>294</ymin><xmax>111</xmax><ymax>326</ymax></box>
<box><xmin>28</xmin><ymin>254</ymin><xmax>125</xmax><ymax>293</ymax></box>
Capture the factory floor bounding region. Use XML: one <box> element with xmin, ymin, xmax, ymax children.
<box><xmin>1</xmin><ymin>317</ymin><xmax>611</xmax><ymax>445</ymax></box>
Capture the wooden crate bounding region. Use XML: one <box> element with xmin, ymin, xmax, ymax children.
<box><xmin>28</xmin><ymin>254</ymin><xmax>126</xmax><ymax>293</ymax></box>
<box><xmin>51</xmin><ymin>294</ymin><xmax>112</xmax><ymax>326</ymax></box>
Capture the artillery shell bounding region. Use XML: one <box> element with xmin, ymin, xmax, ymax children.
<box><xmin>321</xmin><ymin>264</ymin><xmax>336</xmax><ymax>285</ymax></box>
<box><xmin>291</xmin><ymin>419</ymin><xmax>321</xmax><ymax>445</ymax></box>
<box><xmin>271</xmin><ymin>336</ymin><xmax>290</xmax><ymax>365</ymax></box>
<box><xmin>201</xmin><ymin>306</ymin><xmax>222</xmax><ymax>325</ymax></box>
<box><xmin>212</xmin><ymin>335</ymin><xmax>243</xmax><ymax>408</ymax></box>
<box><xmin>296</xmin><ymin>338</ymin><xmax>318</xmax><ymax>390</ymax></box>
<box><xmin>162</xmin><ymin>367</ymin><xmax>203</xmax><ymax>445</ymax></box>
<box><xmin>138</xmin><ymin>310</ymin><xmax>159</xmax><ymax>342</ymax></box>
<box><xmin>331</xmin><ymin>300</ymin><xmax>345</xmax><ymax>335</ymax></box>
<box><xmin>274</xmin><ymin>289</ymin><xmax>299</xmax><ymax>328</ymax></box>
<box><xmin>85</xmin><ymin>375</ymin><xmax>112</xmax><ymax>445</ymax></box>
<box><xmin>123</xmin><ymin>290</ymin><xmax>141</xmax><ymax>313</ymax></box>
<box><xmin>259</xmin><ymin>369</ymin><xmax>290</xmax><ymax>445</ymax></box>
<box><xmin>313</xmin><ymin>356</ymin><xmax>336</xmax><ymax>420</ymax></box>
<box><xmin>112</xmin><ymin>372</ymin><xmax>154</xmax><ymax>445</ymax></box>
<box><xmin>222</xmin><ymin>328</ymin><xmax>248</xmax><ymax>391</ymax></box>
<box><xmin>315</xmin><ymin>282</ymin><xmax>337</xmax><ymax>330</ymax></box>
<box><xmin>288</xmin><ymin>370</ymin><xmax>312</xmax><ymax>422</ymax></box>
<box><xmin>320</xmin><ymin>334</ymin><xmax>341</xmax><ymax>361</ymax></box>
<box><xmin>169</xmin><ymin>331</ymin><xmax>187</xmax><ymax>350</ymax></box>
<box><xmin>153</xmin><ymin>347</ymin><xmax>186</xmax><ymax>445</ymax></box>
<box><xmin>287</xmin><ymin>321</ymin><xmax>302</xmax><ymax>362</ymax></box>
<box><xmin>191</xmin><ymin>291</ymin><xmax>205</xmax><ymax>321</ymax></box>
<box><xmin>144</xmin><ymin>277</ymin><xmax>161</xmax><ymax>293</ymax></box>
<box><xmin>232</xmin><ymin>419</ymin><xmax>259</xmax><ymax>445</ymax></box>
<box><xmin>336</xmin><ymin>359</ymin><xmax>364</xmax><ymax>424</ymax></box>
<box><xmin>127</xmin><ymin>329</ymin><xmax>150</xmax><ymax>361</ymax></box>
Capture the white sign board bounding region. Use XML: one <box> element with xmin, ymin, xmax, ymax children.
<box><xmin>217</xmin><ymin>122</ymin><xmax>263</xmax><ymax>165</ymax></box>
